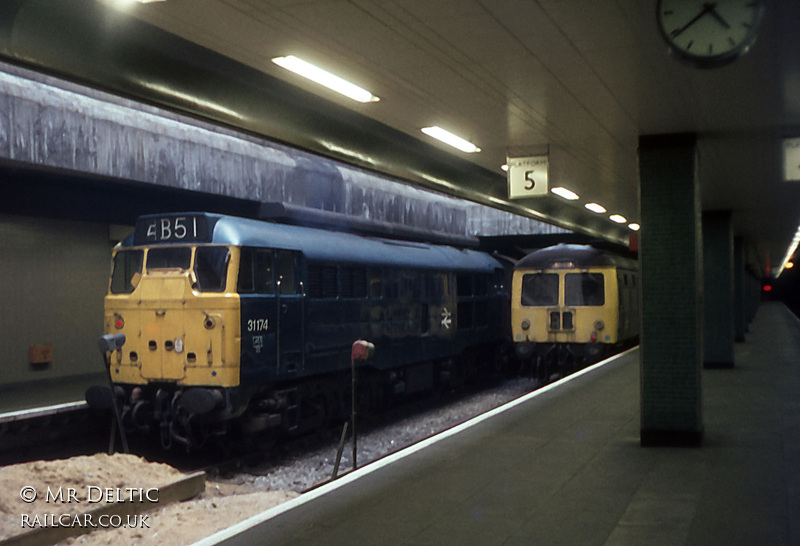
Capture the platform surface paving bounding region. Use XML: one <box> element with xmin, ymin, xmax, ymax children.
<box><xmin>204</xmin><ymin>302</ymin><xmax>800</xmax><ymax>545</ymax></box>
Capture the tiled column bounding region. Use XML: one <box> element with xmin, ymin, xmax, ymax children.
<box><xmin>703</xmin><ymin>211</ymin><xmax>735</xmax><ymax>368</ymax></box>
<box><xmin>734</xmin><ymin>237</ymin><xmax>746</xmax><ymax>342</ymax></box>
<box><xmin>639</xmin><ymin>134</ymin><xmax>704</xmax><ymax>447</ymax></box>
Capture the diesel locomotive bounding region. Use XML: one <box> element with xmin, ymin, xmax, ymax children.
<box><xmin>511</xmin><ymin>244</ymin><xmax>639</xmax><ymax>383</ymax></box>
<box><xmin>93</xmin><ymin>212</ymin><xmax>508</xmax><ymax>448</ymax></box>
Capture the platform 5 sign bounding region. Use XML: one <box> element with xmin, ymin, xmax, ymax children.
<box><xmin>507</xmin><ymin>156</ymin><xmax>548</xmax><ymax>199</ymax></box>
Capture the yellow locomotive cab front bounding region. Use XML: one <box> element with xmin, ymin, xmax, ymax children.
<box><xmin>104</xmin><ymin>245</ymin><xmax>240</xmax><ymax>389</ymax></box>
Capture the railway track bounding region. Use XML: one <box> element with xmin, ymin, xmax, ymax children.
<box><xmin>0</xmin><ymin>403</ymin><xmax>111</xmax><ymax>466</ymax></box>
<box><xmin>0</xmin><ymin>369</ymin><xmax>541</xmax><ymax>478</ymax></box>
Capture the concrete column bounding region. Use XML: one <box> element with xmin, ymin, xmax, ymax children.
<box><xmin>703</xmin><ymin>211</ymin><xmax>735</xmax><ymax>368</ymax></box>
<box><xmin>734</xmin><ymin>238</ymin><xmax>746</xmax><ymax>341</ymax></box>
<box><xmin>639</xmin><ymin>134</ymin><xmax>704</xmax><ymax>447</ymax></box>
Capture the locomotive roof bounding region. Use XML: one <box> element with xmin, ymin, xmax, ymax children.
<box><xmin>123</xmin><ymin>212</ymin><xmax>502</xmax><ymax>272</ymax></box>
<box><xmin>515</xmin><ymin>243</ymin><xmax>637</xmax><ymax>270</ymax></box>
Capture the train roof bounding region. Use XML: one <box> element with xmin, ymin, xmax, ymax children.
<box><xmin>515</xmin><ymin>243</ymin><xmax>637</xmax><ymax>270</ymax></box>
<box><xmin>123</xmin><ymin>212</ymin><xmax>502</xmax><ymax>272</ymax></box>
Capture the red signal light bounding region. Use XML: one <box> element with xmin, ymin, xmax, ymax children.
<box><xmin>763</xmin><ymin>285</ymin><xmax>773</xmax><ymax>292</ymax></box>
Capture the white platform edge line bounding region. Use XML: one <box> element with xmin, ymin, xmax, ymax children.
<box><xmin>0</xmin><ymin>401</ymin><xmax>87</xmax><ymax>423</ymax></box>
<box><xmin>192</xmin><ymin>346</ymin><xmax>639</xmax><ymax>546</ymax></box>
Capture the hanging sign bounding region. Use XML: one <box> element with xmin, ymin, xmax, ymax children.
<box><xmin>507</xmin><ymin>155</ymin><xmax>548</xmax><ymax>199</ymax></box>
<box><xmin>783</xmin><ymin>138</ymin><xmax>800</xmax><ymax>181</ymax></box>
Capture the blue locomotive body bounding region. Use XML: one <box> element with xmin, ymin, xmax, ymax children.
<box><xmin>101</xmin><ymin>212</ymin><xmax>507</xmax><ymax>447</ymax></box>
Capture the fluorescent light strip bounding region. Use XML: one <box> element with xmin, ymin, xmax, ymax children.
<box><xmin>421</xmin><ymin>126</ymin><xmax>480</xmax><ymax>153</ymax></box>
<box><xmin>584</xmin><ymin>202</ymin><xmax>606</xmax><ymax>214</ymax></box>
<box><xmin>272</xmin><ymin>56</ymin><xmax>379</xmax><ymax>103</ymax></box>
<box><xmin>551</xmin><ymin>187</ymin><xmax>579</xmax><ymax>200</ymax></box>
<box><xmin>609</xmin><ymin>214</ymin><xmax>627</xmax><ymax>224</ymax></box>
<box><xmin>777</xmin><ymin>224</ymin><xmax>800</xmax><ymax>277</ymax></box>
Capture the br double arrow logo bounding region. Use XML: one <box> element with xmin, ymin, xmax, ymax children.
<box><xmin>440</xmin><ymin>307</ymin><xmax>452</xmax><ymax>329</ymax></box>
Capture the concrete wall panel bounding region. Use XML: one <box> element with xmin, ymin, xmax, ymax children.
<box><xmin>0</xmin><ymin>214</ymin><xmax>109</xmax><ymax>386</ymax></box>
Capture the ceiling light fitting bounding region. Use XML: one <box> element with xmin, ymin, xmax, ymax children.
<box><xmin>584</xmin><ymin>202</ymin><xmax>606</xmax><ymax>214</ymax></box>
<box><xmin>609</xmin><ymin>214</ymin><xmax>627</xmax><ymax>224</ymax></box>
<box><xmin>550</xmin><ymin>187</ymin><xmax>579</xmax><ymax>200</ymax></box>
<box><xmin>421</xmin><ymin>126</ymin><xmax>480</xmax><ymax>153</ymax></box>
<box><xmin>272</xmin><ymin>56</ymin><xmax>380</xmax><ymax>103</ymax></box>
<box><xmin>628</xmin><ymin>223</ymin><xmax>640</xmax><ymax>231</ymax></box>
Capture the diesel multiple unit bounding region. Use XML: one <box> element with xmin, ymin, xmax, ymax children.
<box><xmin>511</xmin><ymin>244</ymin><xmax>639</xmax><ymax>383</ymax></box>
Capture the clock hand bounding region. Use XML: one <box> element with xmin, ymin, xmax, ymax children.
<box><xmin>707</xmin><ymin>4</ymin><xmax>731</xmax><ymax>28</ymax></box>
<box><xmin>670</xmin><ymin>2</ymin><xmax>715</xmax><ymax>38</ymax></box>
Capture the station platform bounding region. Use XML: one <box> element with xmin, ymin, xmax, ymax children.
<box><xmin>0</xmin><ymin>372</ymin><xmax>103</xmax><ymax>415</ymax></box>
<box><xmin>200</xmin><ymin>301</ymin><xmax>800</xmax><ymax>546</ymax></box>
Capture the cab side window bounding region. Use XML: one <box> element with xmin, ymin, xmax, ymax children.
<box><xmin>237</xmin><ymin>248</ymin><xmax>275</xmax><ymax>294</ymax></box>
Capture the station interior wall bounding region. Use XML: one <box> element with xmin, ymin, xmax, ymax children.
<box><xmin>0</xmin><ymin>214</ymin><xmax>118</xmax><ymax>387</ymax></box>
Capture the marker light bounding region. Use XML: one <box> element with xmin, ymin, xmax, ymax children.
<box><xmin>594</xmin><ymin>320</ymin><xmax>605</xmax><ymax>330</ymax></box>
<box><xmin>551</xmin><ymin>187</ymin><xmax>579</xmax><ymax>200</ymax></box>
<box><xmin>584</xmin><ymin>203</ymin><xmax>606</xmax><ymax>214</ymax></box>
<box><xmin>114</xmin><ymin>315</ymin><xmax>124</xmax><ymax>329</ymax></box>
<box><xmin>421</xmin><ymin>126</ymin><xmax>481</xmax><ymax>153</ymax></box>
<box><xmin>272</xmin><ymin>56</ymin><xmax>380</xmax><ymax>103</ymax></box>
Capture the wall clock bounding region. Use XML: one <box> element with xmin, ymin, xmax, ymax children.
<box><xmin>656</xmin><ymin>0</ymin><xmax>765</xmax><ymax>68</ymax></box>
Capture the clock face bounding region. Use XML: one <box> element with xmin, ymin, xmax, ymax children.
<box><xmin>656</xmin><ymin>0</ymin><xmax>764</xmax><ymax>67</ymax></box>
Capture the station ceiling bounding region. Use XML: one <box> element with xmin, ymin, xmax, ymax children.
<box><xmin>3</xmin><ymin>0</ymin><xmax>800</xmax><ymax>274</ymax></box>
